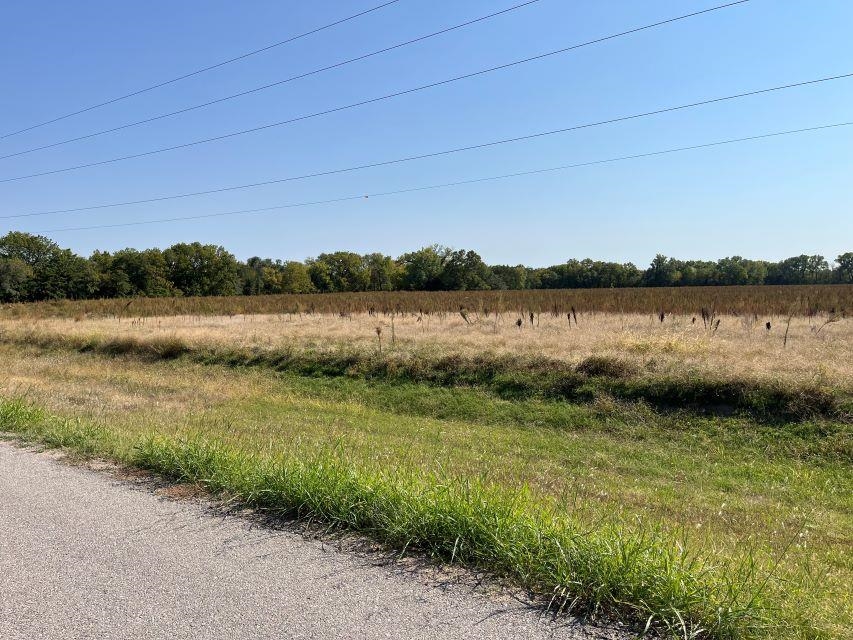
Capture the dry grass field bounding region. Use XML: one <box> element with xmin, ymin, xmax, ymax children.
<box><xmin>2</xmin><ymin>283</ymin><xmax>851</xmax><ymax>319</ymax></box>
<box><xmin>1</xmin><ymin>292</ymin><xmax>850</xmax><ymax>639</ymax></box>
<box><xmin>1</xmin><ymin>309</ymin><xmax>850</xmax><ymax>391</ymax></box>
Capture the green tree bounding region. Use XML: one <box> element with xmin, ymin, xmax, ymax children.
<box><xmin>240</xmin><ymin>257</ymin><xmax>268</xmax><ymax>295</ymax></box>
<box><xmin>259</xmin><ymin>266</ymin><xmax>283</xmax><ymax>293</ymax></box>
<box><xmin>306</xmin><ymin>259</ymin><xmax>333</xmax><ymax>293</ymax></box>
<box><xmin>714</xmin><ymin>256</ymin><xmax>768</xmax><ymax>286</ymax></box>
<box><xmin>676</xmin><ymin>260</ymin><xmax>715</xmax><ymax>286</ymax></box>
<box><xmin>113</xmin><ymin>248</ymin><xmax>175</xmax><ymax>296</ymax></box>
<box><xmin>490</xmin><ymin>265</ymin><xmax>527</xmax><ymax>290</ymax></box>
<box><xmin>595</xmin><ymin>261</ymin><xmax>642</xmax><ymax>288</ymax></box>
<box><xmin>833</xmin><ymin>252</ymin><xmax>853</xmax><ymax>283</ymax></box>
<box><xmin>767</xmin><ymin>255</ymin><xmax>830</xmax><ymax>285</ymax></box>
<box><xmin>534</xmin><ymin>268</ymin><xmax>561</xmax><ymax>289</ymax></box>
<box><xmin>0</xmin><ymin>232</ymin><xmax>97</xmax><ymax>300</ymax></box>
<box><xmin>0</xmin><ymin>258</ymin><xmax>32</xmax><ymax>302</ymax></box>
<box><xmin>314</xmin><ymin>252</ymin><xmax>369</xmax><ymax>292</ymax></box>
<box><xmin>642</xmin><ymin>254</ymin><xmax>681</xmax><ymax>287</ymax></box>
<box><xmin>90</xmin><ymin>251</ymin><xmax>132</xmax><ymax>298</ymax></box>
<box><xmin>397</xmin><ymin>246</ymin><xmax>445</xmax><ymax>291</ymax></box>
<box><xmin>305</xmin><ymin>252</ymin><xmax>369</xmax><ymax>292</ymax></box>
<box><xmin>38</xmin><ymin>250</ymin><xmax>98</xmax><ymax>300</ymax></box>
<box><xmin>279</xmin><ymin>261</ymin><xmax>314</xmax><ymax>293</ymax></box>
<box><xmin>0</xmin><ymin>231</ymin><xmax>59</xmax><ymax>266</ymax></box>
<box><xmin>363</xmin><ymin>253</ymin><xmax>399</xmax><ymax>291</ymax></box>
<box><xmin>439</xmin><ymin>249</ymin><xmax>493</xmax><ymax>290</ymax></box>
<box><xmin>163</xmin><ymin>243</ymin><xmax>239</xmax><ymax>296</ymax></box>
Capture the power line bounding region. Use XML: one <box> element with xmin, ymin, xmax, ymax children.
<box><xmin>0</xmin><ymin>1</ymin><xmax>402</xmax><ymax>141</ymax></box>
<box><xmin>2</xmin><ymin>70</ymin><xmax>850</xmax><ymax>213</ymax></box>
<box><xmin>0</xmin><ymin>0</ymin><xmax>544</xmax><ymax>161</ymax></box>
<box><xmin>34</xmin><ymin>121</ymin><xmax>853</xmax><ymax>233</ymax></box>
<box><xmin>0</xmin><ymin>0</ymin><xmax>752</xmax><ymax>183</ymax></box>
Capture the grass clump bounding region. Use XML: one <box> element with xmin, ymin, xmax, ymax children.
<box><xmin>77</xmin><ymin>335</ymin><xmax>189</xmax><ymax>360</ymax></box>
<box><xmin>576</xmin><ymin>355</ymin><xmax>639</xmax><ymax>379</ymax></box>
<box><xmin>607</xmin><ymin>377</ymin><xmax>841</xmax><ymax>422</ymax></box>
<box><xmin>0</xmin><ymin>400</ymin><xmax>111</xmax><ymax>455</ymax></box>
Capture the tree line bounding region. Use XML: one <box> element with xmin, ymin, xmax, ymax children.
<box><xmin>0</xmin><ymin>231</ymin><xmax>850</xmax><ymax>303</ymax></box>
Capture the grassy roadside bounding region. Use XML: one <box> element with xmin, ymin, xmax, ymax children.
<box><xmin>0</xmin><ymin>336</ymin><xmax>853</xmax><ymax>639</ymax></box>
<box><xmin>0</xmin><ymin>398</ymin><xmax>808</xmax><ymax>640</ymax></box>
<box><xmin>0</xmin><ymin>342</ymin><xmax>849</xmax><ymax>638</ymax></box>
<box><xmin>1</xmin><ymin>330</ymin><xmax>848</xmax><ymax>422</ymax></box>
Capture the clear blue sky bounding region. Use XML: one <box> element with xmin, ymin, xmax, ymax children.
<box><xmin>1</xmin><ymin>0</ymin><xmax>851</xmax><ymax>267</ymax></box>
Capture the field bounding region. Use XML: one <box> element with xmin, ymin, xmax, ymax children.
<box><xmin>3</xmin><ymin>283</ymin><xmax>852</xmax><ymax>318</ymax></box>
<box><xmin>1</xmin><ymin>288</ymin><xmax>851</xmax><ymax>639</ymax></box>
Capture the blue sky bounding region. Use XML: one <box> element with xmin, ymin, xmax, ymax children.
<box><xmin>1</xmin><ymin>0</ymin><xmax>851</xmax><ymax>267</ymax></box>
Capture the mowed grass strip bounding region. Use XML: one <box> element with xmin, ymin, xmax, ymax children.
<box><xmin>0</xmin><ymin>398</ymin><xmax>804</xmax><ymax>640</ymax></box>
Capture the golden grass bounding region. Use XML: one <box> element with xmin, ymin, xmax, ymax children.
<box><xmin>2</xmin><ymin>310</ymin><xmax>850</xmax><ymax>391</ymax></box>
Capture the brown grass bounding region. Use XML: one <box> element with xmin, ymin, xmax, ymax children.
<box><xmin>1</xmin><ymin>284</ymin><xmax>851</xmax><ymax>320</ymax></box>
<box><xmin>2</xmin><ymin>309</ymin><xmax>850</xmax><ymax>393</ymax></box>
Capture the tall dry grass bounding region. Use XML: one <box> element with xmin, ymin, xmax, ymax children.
<box><xmin>1</xmin><ymin>284</ymin><xmax>851</xmax><ymax>320</ymax></box>
<box><xmin>2</xmin><ymin>309</ymin><xmax>850</xmax><ymax>392</ymax></box>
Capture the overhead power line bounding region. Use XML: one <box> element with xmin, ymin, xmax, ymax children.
<box><xmin>0</xmin><ymin>0</ymin><xmax>544</xmax><ymax>161</ymax></box>
<box><xmin>1</xmin><ymin>70</ymin><xmax>850</xmax><ymax>203</ymax></box>
<box><xmin>0</xmin><ymin>0</ymin><xmax>402</xmax><ymax>141</ymax></box>
<box><xmin>0</xmin><ymin>0</ymin><xmax>752</xmax><ymax>183</ymax></box>
<box><xmin>36</xmin><ymin>121</ymin><xmax>853</xmax><ymax>233</ymax></box>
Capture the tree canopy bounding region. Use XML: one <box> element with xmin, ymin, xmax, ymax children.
<box><xmin>0</xmin><ymin>232</ymin><xmax>849</xmax><ymax>303</ymax></box>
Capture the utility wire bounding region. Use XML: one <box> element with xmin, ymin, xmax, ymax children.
<box><xmin>0</xmin><ymin>0</ymin><xmax>752</xmax><ymax>183</ymax></box>
<box><xmin>36</xmin><ymin>120</ymin><xmax>853</xmax><ymax>233</ymax></box>
<box><xmin>0</xmin><ymin>0</ymin><xmax>543</xmax><ymax>161</ymax></box>
<box><xmin>0</xmin><ymin>0</ymin><xmax>401</xmax><ymax>141</ymax></box>
<box><xmin>1</xmin><ymin>70</ymin><xmax>850</xmax><ymax>204</ymax></box>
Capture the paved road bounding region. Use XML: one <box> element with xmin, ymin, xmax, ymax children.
<box><xmin>0</xmin><ymin>443</ymin><xmax>624</xmax><ymax>640</ymax></box>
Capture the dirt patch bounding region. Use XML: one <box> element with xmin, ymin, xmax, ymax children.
<box><xmin>154</xmin><ymin>482</ymin><xmax>206</xmax><ymax>501</ymax></box>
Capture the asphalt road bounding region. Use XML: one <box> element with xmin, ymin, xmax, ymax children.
<box><xmin>0</xmin><ymin>443</ymin><xmax>625</xmax><ymax>640</ymax></box>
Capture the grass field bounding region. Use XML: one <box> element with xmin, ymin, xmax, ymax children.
<box><xmin>3</xmin><ymin>308</ymin><xmax>850</xmax><ymax>389</ymax></box>
<box><xmin>2</xmin><ymin>283</ymin><xmax>851</xmax><ymax>318</ymax></box>
<box><xmin>1</xmin><ymin>299</ymin><xmax>850</xmax><ymax>639</ymax></box>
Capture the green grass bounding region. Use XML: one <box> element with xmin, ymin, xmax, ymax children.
<box><xmin>258</xmin><ymin>373</ymin><xmax>851</xmax><ymax>465</ymax></box>
<box><xmin>0</xmin><ymin>344</ymin><xmax>849</xmax><ymax>639</ymax></box>
<box><xmin>0</xmin><ymin>398</ymin><xmax>799</xmax><ymax>640</ymax></box>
